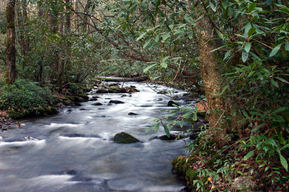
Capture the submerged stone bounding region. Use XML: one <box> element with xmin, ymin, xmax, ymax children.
<box><xmin>92</xmin><ymin>102</ymin><xmax>103</xmax><ymax>106</ymax></box>
<box><xmin>109</xmin><ymin>100</ymin><xmax>124</xmax><ymax>104</ymax></box>
<box><xmin>113</xmin><ymin>132</ymin><xmax>140</xmax><ymax>144</ymax></box>
<box><xmin>168</xmin><ymin>101</ymin><xmax>179</xmax><ymax>107</ymax></box>
<box><xmin>128</xmin><ymin>112</ymin><xmax>138</xmax><ymax>116</ymax></box>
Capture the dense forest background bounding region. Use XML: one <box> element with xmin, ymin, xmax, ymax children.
<box><xmin>0</xmin><ymin>0</ymin><xmax>289</xmax><ymax>191</ymax></box>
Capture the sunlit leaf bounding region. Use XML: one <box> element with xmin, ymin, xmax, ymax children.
<box><xmin>244</xmin><ymin>150</ymin><xmax>254</xmax><ymax>160</ymax></box>
<box><xmin>269</xmin><ymin>44</ymin><xmax>282</xmax><ymax>57</ymax></box>
<box><xmin>163</xmin><ymin>124</ymin><xmax>170</xmax><ymax>137</ymax></box>
<box><xmin>242</xmin><ymin>50</ymin><xmax>249</xmax><ymax>62</ymax></box>
<box><xmin>280</xmin><ymin>153</ymin><xmax>288</xmax><ymax>171</ymax></box>
<box><xmin>244</xmin><ymin>42</ymin><xmax>252</xmax><ymax>53</ymax></box>
<box><xmin>143</xmin><ymin>64</ymin><xmax>157</xmax><ymax>73</ymax></box>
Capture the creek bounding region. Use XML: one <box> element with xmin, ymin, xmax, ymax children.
<box><xmin>0</xmin><ymin>82</ymin><xmax>193</xmax><ymax>192</ymax></box>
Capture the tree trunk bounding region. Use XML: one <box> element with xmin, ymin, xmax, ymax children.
<box><xmin>48</xmin><ymin>0</ymin><xmax>59</xmax><ymax>82</ymax></box>
<box><xmin>21</xmin><ymin>0</ymin><xmax>30</xmax><ymax>60</ymax></box>
<box><xmin>194</xmin><ymin>2</ymin><xmax>228</xmax><ymax>146</ymax></box>
<box><xmin>16</xmin><ymin>0</ymin><xmax>30</xmax><ymax>70</ymax></box>
<box><xmin>64</xmin><ymin>0</ymin><xmax>71</xmax><ymax>71</ymax></box>
<box><xmin>6</xmin><ymin>0</ymin><xmax>16</xmax><ymax>85</ymax></box>
<box><xmin>83</xmin><ymin>0</ymin><xmax>91</xmax><ymax>31</ymax></box>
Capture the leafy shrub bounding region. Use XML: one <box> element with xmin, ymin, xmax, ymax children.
<box><xmin>0</xmin><ymin>79</ymin><xmax>57</xmax><ymax>118</ymax></box>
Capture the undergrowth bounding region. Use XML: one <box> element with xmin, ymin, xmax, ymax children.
<box><xmin>0</xmin><ymin>79</ymin><xmax>57</xmax><ymax>119</ymax></box>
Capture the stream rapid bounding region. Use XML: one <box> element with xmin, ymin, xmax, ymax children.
<box><xmin>0</xmin><ymin>82</ymin><xmax>192</xmax><ymax>192</ymax></box>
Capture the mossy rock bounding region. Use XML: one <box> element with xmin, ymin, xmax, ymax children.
<box><xmin>108</xmin><ymin>86</ymin><xmax>127</xmax><ymax>93</ymax></box>
<box><xmin>8</xmin><ymin>106</ymin><xmax>58</xmax><ymax>119</ymax></box>
<box><xmin>113</xmin><ymin>132</ymin><xmax>140</xmax><ymax>144</ymax></box>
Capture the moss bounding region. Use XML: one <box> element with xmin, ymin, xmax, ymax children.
<box><xmin>8</xmin><ymin>106</ymin><xmax>58</xmax><ymax>119</ymax></box>
<box><xmin>108</xmin><ymin>86</ymin><xmax>126</xmax><ymax>93</ymax></box>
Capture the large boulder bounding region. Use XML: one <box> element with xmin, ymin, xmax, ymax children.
<box><xmin>113</xmin><ymin>132</ymin><xmax>140</xmax><ymax>144</ymax></box>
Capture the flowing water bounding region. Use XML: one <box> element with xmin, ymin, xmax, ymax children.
<box><xmin>0</xmin><ymin>82</ymin><xmax>192</xmax><ymax>192</ymax></box>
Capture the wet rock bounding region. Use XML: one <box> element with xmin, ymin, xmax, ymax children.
<box><xmin>89</xmin><ymin>96</ymin><xmax>99</xmax><ymax>101</ymax></box>
<box><xmin>108</xmin><ymin>83</ymin><xmax>120</xmax><ymax>87</ymax></box>
<box><xmin>231</xmin><ymin>176</ymin><xmax>256</xmax><ymax>192</ymax></box>
<box><xmin>96</xmin><ymin>88</ymin><xmax>109</xmax><ymax>93</ymax></box>
<box><xmin>63</xmin><ymin>133</ymin><xmax>101</xmax><ymax>138</ymax></box>
<box><xmin>63</xmin><ymin>133</ymin><xmax>86</xmax><ymax>137</ymax></box>
<box><xmin>128</xmin><ymin>112</ymin><xmax>138</xmax><ymax>116</ymax></box>
<box><xmin>168</xmin><ymin>101</ymin><xmax>179</xmax><ymax>107</ymax></box>
<box><xmin>158</xmin><ymin>133</ymin><xmax>184</xmax><ymax>140</ymax></box>
<box><xmin>80</xmin><ymin>108</ymin><xmax>86</xmax><ymax>111</ymax></box>
<box><xmin>109</xmin><ymin>100</ymin><xmax>124</xmax><ymax>104</ymax></box>
<box><xmin>113</xmin><ymin>132</ymin><xmax>140</xmax><ymax>144</ymax></box>
<box><xmin>157</xmin><ymin>90</ymin><xmax>168</xmax><ymax>94</ymax></box>
<box><xmin>126</xmin><ymin>86</ymin><xmax>139</xmax><ymax>93</ymax></box>
<box><xmin>92</xmin><ymin>102</ymin><xmax>103</xmax><ymax>106</ymax></box>
<box><xmin>108</xmin><ymin>86</ymin><xmax>127</xmax><ymax>93</ymax></box>
<box><xmin>140</xmin><ymin>104</ymin><xmax>152</xmax><ymax>107</ymax></box>
<box><xmin>75</xmin><ymin>102</ymin><xmax>81</xmax><ymax>106</ymax></box>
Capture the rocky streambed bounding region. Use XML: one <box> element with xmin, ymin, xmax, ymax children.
<box><xmin>0</xmin><ymin>81</ymin><xmax>197</xmax><ymax>192</ymax></box>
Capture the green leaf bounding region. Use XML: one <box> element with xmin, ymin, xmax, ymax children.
<box><xmin>273</xmin><ymin>107</ymin><xmax>288</xmax><ymax>114</ymax></box>
<box><xmin>216</xmin><ymin>30</ymin><xmax>225</xmax><ymax>40</ymax></box>
<box><xmin>244</xmin><ymin>23</ymin><xmax>252</xmax><ymax>37</ymax></box>
<box><xmin>163</xmin><ymin>124</ymin><xmax>170</xmax><ymax>138</ymax></box>
<box><xmin>162</xmin><ymin>33</ymin><xmax>170</xmax><ymax>41</ymax></box>
<box><xmin>285</xmin><ymin>42</ymin><xmax>289</xmax><ymax>51</ymax></box>
<box><xmin>269</xmin><ymin>44</ymin><xmax>282</xmax><ymax>57</ymax></box>
<box><xmin>224</xmin><ymin>50</ymin><xmax>232</xmax><ymax>60</ymax></box>
<box><xmin>279</xmin><ymin>153</ymin><xmax>288</xmax><ymax>171</ymax></box>
<box><xmin>209</xmin><ymin>2</ymin><xmax>216</xmax><ymax>12</ymax></box>
<box><xmin>244</xmin><ymin>42</ymin><xmax>252</xmax><ymax>53</ymax></box>
<box><xmin>244</xmin><ymin>150</ymin><xmax>255</xmax><ymax>160</ymax></box>
<box><xmin>160</xmin><ymin>62</ymin><xmax>168</xmax><ymax>68</ymax></box>
<box><xmin>210</xmin><ymin>45</ymin><xmax>225</xmax><ymax>53</ymax></box>
<box><xmin>143</xmin><ymin>39</ymin><xmax>152</xmax><ymax>49</ymax></box>
<box><xmin>242</xmin><ymin>50</ymin><xmax>249</xmax><ymax>62</ymax></box>
<box><xmin>275</xmin><ymin>77</ymin><xmax>289</xmax><ymax>84</ymax></box>
<box><xmin>143</xmin><ymin>64</ymin><xmax>157</xmax><ymax>73</ymax></box>
<box><xmin>161</xmin><ymin>56</ymin><xmax>170</xmax><ymax>62</ymax></box>
<box><xmin>281</xmin><ymin>144</ymin><xmax>289</xmax><ymax>151</ymax></box>
<box><xmin>248</xmin><ymin>3</ymin><xmax>256</xmax><ymax>12</ymax></box>
<box><xmin>184</xmin><ymin>15</ymin><xmax>194</xmax><ymax>23</ymax></box>
<box><xmin>271</xmin><ymin>79</ymin><xmax>279</xmax><ymax>88</ymax></box>
<box><xmin>193</xmin><ymin>112</ymin><xmax>198</xmax><ymax>121</ymax></box>
<box><xmin>136</xmin><ymin>32</ymin><xmax>146</xmax><ymax>41</ymax></box>
<box><xmin>248</xmin><ymin>27</ymin><xmax>256</xmax><ymax>38</ymax></box>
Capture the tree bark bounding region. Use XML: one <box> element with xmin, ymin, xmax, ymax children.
<box><xmin>6</xmin><ymin>0</ymin><xmax>16</xmax><ymax>85</ymax></box>
<box><xmin>194</xmin><ymin>2</ymin><xmax>228</xmax><ymax>146</ymax></box>
<box><xmin>16</xmin><ymin>0</ymin><xmax>30</xmax><ymax>70</ymax></box>
<box><xmin>83</xmin><ymin>0</ymin><xmax>92</xmax><ymax>31</ymax></box>
<box><xmin>48</xmin><ymin>0</ymin><xmax>59</xmax><ymax>82</ymax></box>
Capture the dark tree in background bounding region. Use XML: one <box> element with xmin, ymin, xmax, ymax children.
<box><xmin>6</xmin><ymin>0</ymin><xmax>16</xmax><ymax>85</ymax></box>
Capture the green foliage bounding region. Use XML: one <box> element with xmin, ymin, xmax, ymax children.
<box><xmin>0</xmin><ymin>79</ymin><xmax>57</xmax><ymax>118</ymax></box>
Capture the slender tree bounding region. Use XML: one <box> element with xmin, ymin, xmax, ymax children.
<box><xmin>6</xmin><ymin>0</ymin><xmax>16</xmax><ymax>84</ymax></box>
<box><xmin>194</xmin><ymin>1</ymin><xmax>229</xmax><ymax>146</ymax></box>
